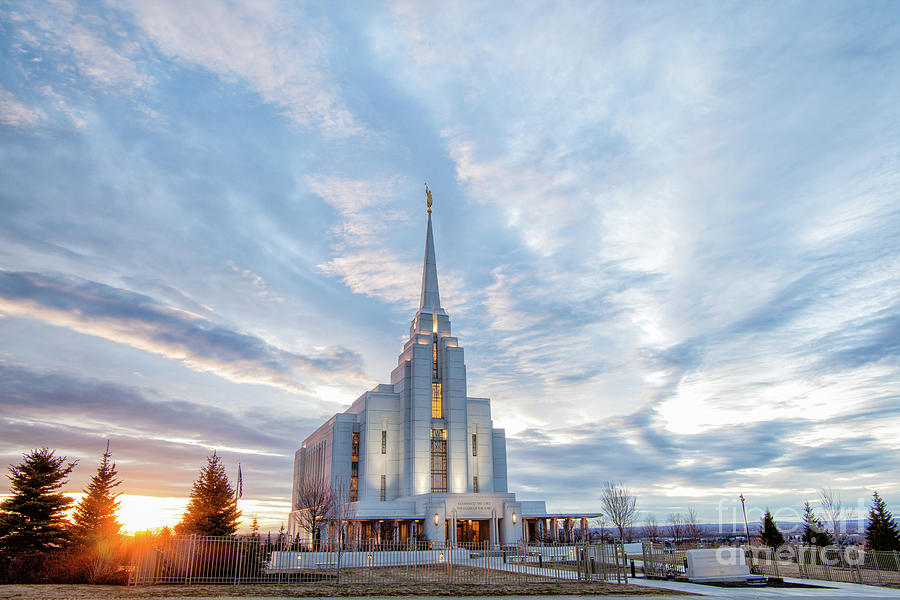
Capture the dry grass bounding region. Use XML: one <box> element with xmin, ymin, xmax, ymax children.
<box><xmin>0</xmin><ymin>581</ymin><xmax>695</xmax><ymax>599</ymax></box>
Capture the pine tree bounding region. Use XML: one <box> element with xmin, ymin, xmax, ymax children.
<box><xmin>70</xmin><ymin>442</ymin><xmax>122</xmax><ymax>546</ymax></box>
<box><xmin>759</xmin><ymin>509</ymin><xmax>785</xmax><ymax>548</ymax></box>
<box><xmin>0</xmin><ymin>448</ymin><xmax>77</xmax><ymax>554</ymax></box>
<box><xmin>801</xmin><ymin>501</ymin><xmax>834</xmax><ymax>547</ymax></box>
<box><xmin>176</xmin><ymin>452</ymin><xmax>241</xmax><ymax>536</ymax></box>
<box><xmin>249</xmin><ymin>515</ymin><xmax>260</xmax><ymax>540</ymax></box>
<box><xmin>865</xmin><ymin>491</ymin><xmax>900</xmax><ymax>551</ymax></box>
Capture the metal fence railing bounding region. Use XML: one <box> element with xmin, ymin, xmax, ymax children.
<box><xmin>128</xmin><ymin>535</ymin><xmax>628</xmax><ymax>586</ymax></box>
<box><xmin>747</xmin><ymin>545</ymin><xmax>900</xmax><ymax>587</ymax></box>
<box><xmin>640</xmin><ymin>542</ymin><xmax>900</xmax><ymax>589</ymax></box>
<box><xmin>641</xmin><ymin>542</ymin><xmax>688</xmax><ymax>579</ymax></box>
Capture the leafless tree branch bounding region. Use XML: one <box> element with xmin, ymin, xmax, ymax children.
<box><xmin>600</xmin><ymin>481</ymin><xmax>638</xmax><ymax>541</ymax></box>
<box><xmin>818</xmin><ymin>487</ymin><xmax>843</xmax><ymax>537</ymax></box>
<box><xmin>642</xmin><ymin>514</ymin><xmax>661</xmax><ymax>542</ymax></box>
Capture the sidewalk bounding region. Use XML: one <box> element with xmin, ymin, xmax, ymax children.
<box><xmin>632</xmin><ymin>576</ymin><xmax>900</xmax><ymax>598</ymax></box>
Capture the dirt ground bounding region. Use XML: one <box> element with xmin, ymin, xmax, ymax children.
<box><xmin>0</xmin><ymin>582</ymin><xmax>695</xmax><ymax>599</ymax></box>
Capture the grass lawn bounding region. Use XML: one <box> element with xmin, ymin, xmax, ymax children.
<box><xmin>0</xmin><ymin>581</ymin><xmax>696</xmax><ymax>599</ymax></box>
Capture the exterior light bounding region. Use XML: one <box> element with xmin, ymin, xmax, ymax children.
<box><xmin>512</xmin><ymin>512</ymin><xmax>517</xmax><ymax>524</ymax></box>
<box><xmin>433</xmin><ymin>512</ymin><xmax>440</xmax><ymax>525</ymax></box>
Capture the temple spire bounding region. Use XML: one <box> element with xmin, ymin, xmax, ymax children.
<box><xmin>419</xmin><ymin>186</ymin><xmax>440</xmax><ymax>311</ymax></box>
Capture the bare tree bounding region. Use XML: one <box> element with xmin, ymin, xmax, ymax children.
<box><xmin>642</xmin><ymin>514</ymin><xmax>661</xmax><ymax>542</ymax></box>
<box><xmin>684</xmin><ymin>507</ymin><xmax>702</xmax><ymax>544</ymax></box>
<box><xmin>329</xmin><ymin>478</ymin><xmax>354</xmax><ymax>583</ymax></box>
<box><xmin>668</xmin><ymin>513</ymin><xmax>684</xmax><ymax>544</ymax></box>
<box><xmin>294</xmin><ymin>475</ymin><xmax>334</xmax><ymax>550</ymax></box>
<box><xmin>600</xmin><ymin>481</ymin><xmax>638</xmax><ymax>541</ymax></box>
<box><xmin>818</xmin><ymin>487</ymin><xmax>843</xmax><ymax>539</ymax></box>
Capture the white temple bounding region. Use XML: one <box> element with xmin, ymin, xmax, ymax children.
<box><xmin>289</xmin><ymin>190</ymin><xmax>593</xmax><ymax>546</ymax></box>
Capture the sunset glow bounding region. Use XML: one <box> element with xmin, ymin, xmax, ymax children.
<box><xmin>115</xmin><ymin>495</ymin><xmax>187</xmax><ymax>534</ymax></box>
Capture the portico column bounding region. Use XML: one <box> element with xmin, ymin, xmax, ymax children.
<box><xmin>581</xmin><ymin>517</ymin><xmax>588</xmax><ymax>542</ymax></box>
<box><xmin>491</xmin><ymin>510</ymin><xmax>498</xmax><ymax>547</ymax></box>
<box><xmin>551</xmin><ymin>517</ymin><xmax>558</xmax><ymax>542</ymax></box>
<box><xmin>451</xmin><ymin>511</ymin><xmax>458</xmax><ymax>547</ymax></box>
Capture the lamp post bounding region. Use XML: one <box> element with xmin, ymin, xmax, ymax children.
<box><xmin>739</xmin><ymin>494</ymin><xmax>754</xmax><ymax>569</ymax></box>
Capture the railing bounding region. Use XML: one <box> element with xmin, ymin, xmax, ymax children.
<box><xmin>641</xmin><ymin>542</ymin><xmax>687</xmax><ymax>579</ymax></box>
<box><xmin>128</xmin><ymin>535</ymin><xmax>627</xmax><ymax>586</ymax></box>
<box><xmin>747</xmin><ymin>545</ymin><xmax>900</xmax><ymax>587</ymax></box>
<box><xmin>640</xmin><ymin>541</ymin><xmax>900</xmax><ymax>589</ymax></box>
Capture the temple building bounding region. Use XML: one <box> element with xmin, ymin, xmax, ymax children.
<box><xmin>289</xmin><ymin>190</ymin><xmax>594</xmax><ymax>546</ymax></box>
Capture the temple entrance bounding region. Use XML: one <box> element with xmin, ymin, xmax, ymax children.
<box><xmin>456</xmin><ymin>519</ymin><xmax>490</xmax><ymax>544</ymax></box>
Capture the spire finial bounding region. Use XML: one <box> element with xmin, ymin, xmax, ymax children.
<box><xmin>425</xmin><ymin>182</ymin><xmax>433</xmax><ymax>214</ymax></box>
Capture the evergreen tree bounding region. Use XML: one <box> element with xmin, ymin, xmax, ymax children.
<box><xmin>0</xmin><ymin>448</ymin><xmax>77</xmax><ymax>554</ymax></box>
<box><xmin>801</xmin><ymin>501</ymin><xmax>834</xmax><ymax>547</ymax></box>
<box><xmin>759</xmin><ymin>509</ymin><xmax>785</xmax><ymax>548</ymax></box>
<box><xmin>70</xmin><ymin>442</ymin><xmax>122</xmax><ymax>546</ymax></box>
<box><xmin>865</xmin><ymin>491</ymin><xmax>900</xmax><ymax>551</ymax></box>
<box><xmin>176</xmin><ymin>452</ymin><xmax>241</xmax><ymax>536</ymax></box>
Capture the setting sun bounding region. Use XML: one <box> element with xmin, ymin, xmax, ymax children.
<box><xmin>115</xmin><ymin>495</ymin><xmax>188</xmax><ymax>534</ymax></box>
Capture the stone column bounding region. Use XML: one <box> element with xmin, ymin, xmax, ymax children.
<box><xmin>551</xmin><ymin>517</ymin><xmax>558</xmax><ymax>542</ymax></box>
<box><xmin>490</xmin><ymin>510</ymin><xmax>498</xmax><ymax>547</ymax></box>
<box><xmin>451</xmin><ymin>511</ymin><xmax>458</xmax><ymax>546</ymax></box>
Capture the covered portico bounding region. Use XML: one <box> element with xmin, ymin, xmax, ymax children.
<box><xmin>521</xmin><ymin>512</ymin><xmax>602</xmax><ymax>544</ymax></box>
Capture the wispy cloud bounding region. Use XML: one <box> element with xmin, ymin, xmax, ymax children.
<box><xmin>3</xmin><ymin>0</ymin><xmax>148</xmax><ymax>93</ymax></box>
<box><xmin>124</xmin><ymin>0</ymin><xmax>360</xmax><ymax>136</ymax></box>
<box><xmin>1</xmin><ymin>0</ymin><xmax>898</xmax><ymax>520</ymax></box>
<box><xmin>310</xmin><ymin>175</ymin><xmax>473</xmax><ymax>314</ymax></box>
<box><xmin>0</xmin><ymin>271</ymin><xmax>365</xmax><ymax>393</ymax></box>
<box><xmin>0</xmin><ymin>363</ymin><xmax>315</xmax><ymax>500</ymax></box>
<box><xmin>0</xmin><ymin>86</ymin><xmax>45</xmax><ymax>128</ymax></box>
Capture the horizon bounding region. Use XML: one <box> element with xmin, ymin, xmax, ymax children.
<box><xmin>1</xmin><ymin>2</ymin><xmax>899</xmax><ymax>534</ymax></box>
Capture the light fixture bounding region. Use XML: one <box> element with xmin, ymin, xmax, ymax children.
<box><xmin>512</xmin><ymin>512</ymin><xmax>517</xmax><ymax>524</ymax></box>
<box><xmin>433</xmin><ymin>512</ymin><xmax>440</xmax><ymax>525</ymax></box>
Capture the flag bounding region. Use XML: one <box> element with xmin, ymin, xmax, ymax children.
<box><xmin>235</xmin><ymin>463</ymin><xmax>243</xmax><ymax>499</ymax></box>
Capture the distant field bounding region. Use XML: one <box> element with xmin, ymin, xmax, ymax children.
<box><xmin>0</xmin><ymin>582</ymin><xmax>695</xmax><ymax>599</ymax></box>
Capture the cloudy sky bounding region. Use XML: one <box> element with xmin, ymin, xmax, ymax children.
<box><xmin>1</xmin><ymin>1</ymin><xmax>899</xmax><ymax>533</ymax></box>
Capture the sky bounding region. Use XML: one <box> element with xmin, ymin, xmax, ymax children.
<box><xmin>1</xmin><ymin>0</ymin><xmax>899</xmax><ymax>534</ymax></box>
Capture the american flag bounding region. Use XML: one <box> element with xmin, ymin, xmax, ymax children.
<box><xmin>235</xmin><ymin>463</ymin><xmax>243</xmax><ymax>499</ymax></box>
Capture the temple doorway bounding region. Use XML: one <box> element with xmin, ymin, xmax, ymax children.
<box><xmin>456</xmin><ymin>519</ymin><xmax>490</xmax><ymax>544</ymax></box>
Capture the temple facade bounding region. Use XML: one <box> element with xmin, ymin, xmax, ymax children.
<box><xmin>289</xmin><ymin>196</ymin><xmax>588</xmax><ymax>546</ymax></box>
